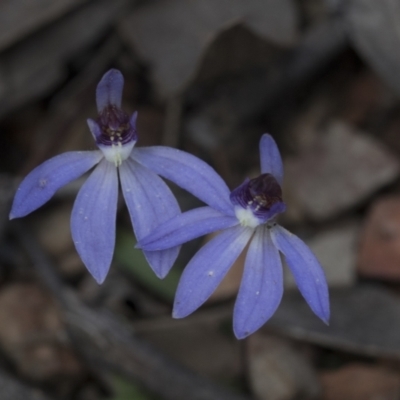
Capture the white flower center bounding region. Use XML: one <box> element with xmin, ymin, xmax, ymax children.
<box><xmin>99</xmin><ymin>141</ymin><xmax>136</xmax><ymax>167</ymax></box>
<box><xmin>234</xmin><ymin>206</ymin><xmax>261</xmax><ymax>228</ymax></box>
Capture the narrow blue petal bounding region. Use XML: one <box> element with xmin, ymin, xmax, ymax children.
<box><xmin>271</xmin><ymin>225</ymin><xmax>330</xmax><ymax>323</ymax></box>
<box><xmin>259</xmin><ymin>134</ymin><xmax>284</xmax><ymax>185</ymax></box>
<box><xmin>119</xmin><ymin>159</ymin><xmax>181</xmax><ymax>278</ymax></box>
<box><xmin>130</xmin><ymin>111</ymin><xmax>138</xmax><ymax>128</ymax></box>
<box><xmin>71</xmin><ymin>159</ymin><xmax>118</xmax><ymax>284</ymax></box>
<box><xmin>138</xmin><ymin>206</ymin><xmax>239</xmax><ymax>251</ymax></box>
<box><xmin>132</xmin><ymin>147</ymin><xmax>234</xmax><ymax>216</ymax></box>
<box><xmin>87</xmin><ymin>119</ymin><xmax>102</xmax><ymax>141</ymax></box>
<box><xmin>173</xmin><ymin>225</ymin><xmax>253</xmax><ymax>318</ymax></box>
<box><xmin>10</xmin><ymin>151</ymin><xmax>103</xmax><ymax>219</ymax></box>
<box><xmin>96</xmin><ymin>69</ymin><xmax>124</xmax><ymax>112</ymax></box>
<box><xmin>233</xmin><ymin>227</ymin><xmax>283</xmax><ymax>339</ymax></box>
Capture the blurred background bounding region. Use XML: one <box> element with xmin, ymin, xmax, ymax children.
<box><xmin>2</xmin><ymin>0</ymin><xmax>400</xmax><ymax>399</ymax></box>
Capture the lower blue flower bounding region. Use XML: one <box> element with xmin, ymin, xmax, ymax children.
<box><xmin>138</xmin><ymin>134</ymin><xmax>330</xmax><ymax>339</ymax></box>
<box><xmin>10</xmin><ymin>69</ymin><xmax>232</xmax><ymax>284</ymax></box>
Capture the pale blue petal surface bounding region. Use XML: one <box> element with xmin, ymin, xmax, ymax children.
<box><xmin>233</xmin><ymin>227</ymin><xmax>283</xmax><ymax>339</ymax></box>
<box><xmin>71</xmin><ymin>159</ymin><xmax>118</xmax><ymax>284</ymax></box>
<box><xmin>271</xmin><ymin>225</ymin><xmax>330</xmax><ymax>323</ymax></box>
<box><xmin>259</xmin><ymin>134</ymin><xmax>284</xmax><ymax>184</ymax></box>
<box><xmin>173</xmin><ymin>225</ymin><xmax>253</xmax><ymax>318</ymax></box>
<box><xmin>120</xmin><ymin>158</ymin><xmax>181</xmax><ymax>278</ymax></box>
<box><xmin>96</xmin><ymin>69</ymin><xmax>124</xmax><ymax>112</ymax></box>
<box><xmin>10</xmin><ymin>151</ymin><xmax>103</xmax><ymax>219</ymax></box>
<box><xmin>138</xmin><ymin>206</ymin><xmax>239</xmax><ymax>251</ymax></box>
<box><xmin>132</xmin><ymin>147</ymin><xmax>233</xmax><ymax>216</ymax></box>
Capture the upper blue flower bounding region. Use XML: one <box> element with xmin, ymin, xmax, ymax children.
<box><xmin>138</xmin><ymin>134</ymin><xmax>330</xmax><ymax>339</ymax></box>
<box><xmin>10</xmin><ymin>69</ymin><xmax>231</xmax><ymax>284</ymax></box>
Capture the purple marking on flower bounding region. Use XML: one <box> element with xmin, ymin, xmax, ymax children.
<box><xmin>10</xmin><ymin>69</ymin><xmax>229</xmax><ymax>283</ymax></box>
<box><xmin>230</xmin><ymin>173</ymin><xmax>286</xmax><ymax>224</ymax></box>
<box><xmin>139</xmin><ymin>133</ymin><xmax>330</xmax><ymax>339</ymax></box>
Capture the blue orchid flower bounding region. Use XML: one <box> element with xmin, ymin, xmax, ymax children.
<box><xmin>138</xmin><ymin>134</ymin><xmax>330</xmax><ymax>339</ymax></box>
<box><xmin>10</xmin><ymin>69</ymin><xmax>229</xmax><ymax>284</ymax></box>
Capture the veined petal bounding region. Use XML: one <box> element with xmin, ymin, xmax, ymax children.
<box><xmin>259</xmin><ymin>134</ymin><xmax>284</xmax><ymax>185</ymax></box>
<box><xmin>173</xmin><ymin>225</ymin><xmax>253</xmax><ymax>318</ymax></box>
<box><xmin>10</xmin><ymin>151</ymin><xmax>103</xmax><ymax>219</ymax></box>
<box><xmin>138</xmin><ymin>206</ymin><xmax>239</xmax><ymax>251</ymax></box>
<box><xmin>233</xmin><ymin>227</ymin><xmax>283</xmax><ymax>339</ymax></box>
<box><xmin>119</xmin><ymin>159</ymin><xmax>181</xmax><ymax>278</ymax></box>
<box><xmin>271</xmin><ymin>225</ymin><xmax>330</xmax><ymax>323</ymax></box>
<box><xmin>96</xmin><ymin>69</ymin><xmax>124</xmax><ymax>112</ymax></box>
<box><xmin>71</xmin><ymin>159</ymin><xmax>118</xmax><ymax>284</ymax></box>
<box><xmin>132</xmin><ymin>146</ymin><xmax>233</xmax><ymax>216</ymax></box>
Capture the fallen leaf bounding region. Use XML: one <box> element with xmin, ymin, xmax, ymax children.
<box><xmin>347</xmin><ymin>0</ymin><xmax>400</xmax><ymax>96</ymax></box>
<box><xmin>269</xmin><ymin>285</ymin><xmax>400</xmax><ymax>359</ymax></box>
<box><xmin>358</xmin><ymin>196</ymin><xmax>400</xmax><ymax>281</ymax></box>
<box><xmin>285</xmin><ymin>121</ymin><xmax>399</xmax><ymax>220</ymax></box>
<box><xmin>119</xmin><ymin>0</ymin><xmax>298</xmax><ymax>96</ymax></box>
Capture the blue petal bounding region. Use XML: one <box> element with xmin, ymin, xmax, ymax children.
<box><xmin>173</xmin><ymin>225</ymin><xmax>253</xmax><ymax>318</ymax></box>
<box><xmin>233</xmin><ymin>227</ymin><xmax>283</xmax><ymax>339</ymax></box>
<box><xmin>71</xmin><ymin>159</ymin><xmax>118</xmax><ymax>284</ymax></box>
<box><xmin>138</xmin><ymin>206</ymin><xmax>239</xmax><ymax>251</ymax></box>
<box><xmin>259</xmin><ymin>134</ymin><xmax>284</xmax><ymax>185</ymax></box>
<box><xmin>119</xmin><ymin>158</ymin><xmax>181</xmax><ymax>278</ymax></box>
<box><xmin>96</xmin><ymin>69</ymin><xmax>124</xmax><ymax>112</ymax></box>
<box><xmin>130</xmin><ymin>111</ymin><xmax>138</xmax><ymax>128</ymax></box>
<box><xmin>271</xmin><ymin>225</ymin><xmax>330</xmax><ymax>323</ymax></box>
<box><xmin>132</xmin><ymin>147</ymin><xmax>234</xmax><ymax>216</ymax></box>
<box><xmin>10</xmin><ymin>151</ymin><xmax>103</xmax><ymax>219</ymax></box>
<box><xmin>87</xmin><ymin>119</ymin><xmax>101</xmax><ymax>141</ymax></box>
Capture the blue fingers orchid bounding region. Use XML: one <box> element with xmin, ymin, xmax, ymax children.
<box><xmin>138</xmin><ymin>134</ymin><xmax>330</xmax><ymax>339</ymax></box>
<box><xmin>10</xmin><ymin>69</ymin><xmax>229</xmax><ymax>284</ymax></box>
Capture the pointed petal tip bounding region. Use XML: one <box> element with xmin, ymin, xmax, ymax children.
<box><xmin>155</xmin><ymin>270</ymin><xmax>167</xmax><ymax>279</ymax></box>
<box><xmin>319</xmin><ymin>311</ymin><xmax>330</xmax><ymax>326</ymax></box>
<box><xmin>233</xmin><ymin>327</ymin><xmax>250</xmax><ymax>340</ymax></box>
<box><xmin>172</xmin><ymin>303</ymin><xmax>192</xmax><ymax>319</ymax></box>
<box><xmin>172</xmin><ymin>308</ymin><xmax>182</xmax><ymax>319</ymax></box>
<box><xmin>233</xmin><ymin>318</ymin><xmax>266</xmax><ymax>340</ymax></box>
<box><xmin>145</xmin><ymin>255</ymin><xmax>170</xmax><ymax>279</ymax></box>
<box><xmin>93</xmin><ymin>274</ymin><xmax>106</xmax><ymax>285</ymax></box>
<box><xmin>312</xmin><ymin>303</ymin><xmax>330</xmax><ymax>325</ymax></box>
<box><xmin>259</xmin><ymin>133</ymin><xmax>284</xmax><ymax>184</ymax></box>
<box><xmin>9</xmin><ymin>213</ymin><xmax>15</xmax><ymax>220</ymax></box>
<box><xmin>89</xmin><ymin>264</ymin><xmax>109</xmax><ymax>285</ymax></box>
